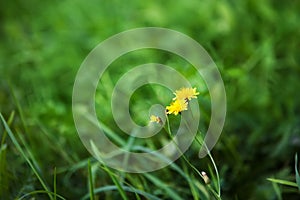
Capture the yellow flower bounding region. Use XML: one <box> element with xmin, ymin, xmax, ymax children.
<box><xmin>166</xmin><ymin>99</ymin><xmax>188</xmax><ymax>115</ymax></box>
<box><xmin>173</xmin><ymin>87</ymin><xmax>199</xmax><ymax>101</ymax></box>
<box><xmin>150</xmin><ymin>115</ymin><xmax>161</xmax><ymax>123</ymax></box>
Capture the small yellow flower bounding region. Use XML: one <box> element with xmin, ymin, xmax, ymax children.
<box><xmin>150</xmin><ymin>115</ymin><xmax>161</xmax><ymax>124</ymax></box>
<box><xmin>173</xmin><ymin>87</ymin><xmax>199</xmax><ymax>101</ymax></box>
<box><xmin>166</xmin><ymin>99</ymin><xmax>188</xmax><ymax>115</ymax></box>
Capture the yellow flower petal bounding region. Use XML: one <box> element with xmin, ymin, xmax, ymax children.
<box><xmin>173</xmin><ymin>87</ymin><xmax>199</xmax><ymax>101</ymax></box>
<box><xmin>166</xmin><ymin>99</ymin><xmax>188</xmax><ymax>115</ymax></box>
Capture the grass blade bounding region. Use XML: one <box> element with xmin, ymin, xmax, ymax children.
<box><xmin>295</xmin><ymin>153</ymin><xmax>300</xmax><ymax>191</ymax></box>
<box><xmin>133</xmin><ymin>146</ymin><xmax>210</xmax><ymax>198</ymax></box>
<box><xmin>0</xmin><ymin>143</ymin><xmax>8</xmax><ymax>198</ymax></box>
<box><xmin>143</xmin><ymin>173</ymin><xmax>182</xmax><ymax>200</ymax></box>
<box><xmin>18</xmin><ymin>190</ymin><xmax>66</xmax><ymax>200</ymax></box>
<box><xmin>54</xmin><ymin>167</ymin><xmax>57</xmax><ymax>200</ymax></box>
<box><xmin>182</xmin><ymin>163</ymin><xmax>199</xmax><ymax>200</ymax></box>
<box><xmin>0</xmin><ymin>113</ymin><xmax>53</xmax><ymax>200</ymax></box>
<box><xmin>0</xmin><ymin>111</ymin><xmax>14</xmax><ymax>198</ymax></box>
<box><xmin>81</xmin><ymin>185</ymin><xmax>162</xmax><ymax>200</ymax></box>
<box><xmin>90</xmin><ymin>141</ymin><xmax>128</xmax><ymax>200</ymax></box>
<box><xmin>88</xmin><ymin>159</ymin><xmax>95</xmax><ymax>200</ymax></box>
<box><xmin>270</xmin><ymin>176</ymin><xmax>282</xmax><ymax>200</ymax></box>
<box><xmin>267</xmin><ymin>178</ymin><xmax>298</xmax><ymax>187</ymax></box>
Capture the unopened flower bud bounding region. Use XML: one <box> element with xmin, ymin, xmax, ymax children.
<box><xmin>201</xmin><ymin>171</ymin><xmax>210</xmax><ymax>184</ymax></box>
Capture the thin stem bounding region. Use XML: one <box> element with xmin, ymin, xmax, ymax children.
<box><xmin>164</xmin><ymin>115</ymin><xmax>204</xmax><ymax>180</ymax></box>
<box><xmin>208</xmin><ymin>150</ymin><xmax>221</xmax><ymax>197</ymax></box>
<box><xmin>181</xmin><ymin>113</ymin><xmax>221</xmax><ymax>198</ymax></box>
<box><xmin>195</xmin><ymin>136</ymin><xmax>221</xmax><ymax>197</ymax></box>
<box><xmin>208</xmin><ymin>185</ymin><xmax>222</xmax><ymax>200</ymax></box>
<box><xmin>53</xmin><ymin>167</ymin><xmax>57</xmax><ymax>200</ymax></box>
<box><xmin>164</xmin><ymin>115</ymin><xmax>172</xmax><ymax>138</ymax></box>
<box><xmin>165</xmin><ymin>114</ymin><xmax>221</xmax><ymax>199</ymax></box>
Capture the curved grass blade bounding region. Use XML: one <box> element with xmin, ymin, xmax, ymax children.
<box><xmin>18</xmin><ymin>190</ymin><xmax>66</xmax><ymax>200</ymax></box>
<box><xmin>0</xmin><ymin>113</ymin><xmax>53</xmax><ymax>200</ymax></box>
<box><xmin>143</xmin><ymin>173</ymin><xmax>182</xmax><ymax>200</ymax></box>
<box><xmin>81</xmin><ymin>185</ymin><xmax>161</xmax><ymax>200</ymax></box>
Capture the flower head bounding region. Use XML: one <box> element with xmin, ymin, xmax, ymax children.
<box><xmin>150</xmin><ymin>115</ymin><xmax>162</xmax><ymax>124</ymax></box>
<box><xmin>166</xmin><ymin>99</ymin><xmax>188</xmax><ymax>115</ymax></box>
<box><xmin>173</xmin><ymin>87</ymin><xmax>199</xmax><ymax>101</ymax></box>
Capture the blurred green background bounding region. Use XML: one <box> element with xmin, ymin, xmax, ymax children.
<box><xmin>1</xmin><ymin>0</ymin><xmax>300</xmax><ymax>199</ymax></box>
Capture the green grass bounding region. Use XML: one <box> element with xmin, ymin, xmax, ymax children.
<box><xmin>1</xmin><ymin>0</ymin><xmax>300</xmax><ymax>199</ymax></box>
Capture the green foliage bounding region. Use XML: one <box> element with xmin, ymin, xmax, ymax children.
<box><xmin>1</xmin><ymin>0</ymin><xmax>300</xmax><ymax>199</ymax></box>
<box><xmin>266</xmin><ymin>154</ymin><xmax>300</xmax><ymax>197</ymax></box>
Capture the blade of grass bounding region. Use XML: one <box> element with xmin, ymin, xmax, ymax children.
<box><xmin>132</xmin><ymin>146</ymin><xmax>188</xmax><ymax>181</ymax></box>
<box><xmin>0</xmin><ymin>113</ymin><xmax>53</xmax><ymax>200</ymax></box>
<box><xmin>36</xmin><ymin>121</ymin><xmax>74</xmax><ymax>164</ymax></box>
<box><xmin>1</xmin><ymin>111</ymin><xmax>14</xmax><ymax>146</ymax></box>
<box><xmin>0</xmin><ymin>143</ymin><xmax>8</xmax><ymax>198</ymax></box>
<box><xmin>267</xmin><ymin>178</ymin><xmax>298</xmax><ymax>187</ymax></box>
<box><xmin>54</xmin><ymin>167</ymin><xmax>57</xmax><ymax>200</ymax></box>
<box><xmin>100</xmin><ymin>165</ymin><xmax>129</xmax><ymax>200</ymax></box>
<box><xmin>143</xmin><ymin>173</ymin><xmax>182</xmax><ymax>200</ymax></box>
<box><xmin>83</xmin><ymin>113</ymin><xmax>126</xmax><ymax>146</ymax></box>
<box><xmin>182</xmin><ymin>162</ymin><xmax>199</xmax><ymax>200</ymax></box>
<box><xmin>295</xmin><ymin>153</ymin><xmax>300</xmax><ymax>191</ymax></box>
<box><xmin>88</xmin><ymin>159</ymin><xmax>95</xmax><ymax>200</ymax></box>
<box><xmin>270</xmin><ymin>176</ymin><xmax>282</xmax><ymax>200</ymax></box>
<box><xmin>56</xmin><ymin>158</ymin><xmax>92</xmax><ymax>174</ymax></box>
<box><xmin>17</xmin><ymin>132</ymin><xmax>44</xmax><ymax>177</ymax></box>
<box><xmin>0</xmin><ymin>111</ymin><xmax>14</xmax><ymax>198</ymax></box>
<box><xmin>81</xmin><ymin>185</ymin><xmax>162</xmax><ymax>200</ymax></box>
<box><xmin>208</xmin><ymin>164</ymin><xmax>218</xmax><ymax>193</ymax></box>
<box><xmin>87</xmin><ymin>157</ymin><xmax>148</xmax><ymax>200</ymax></box>
<box><xmin>9</xmin><ymin>83</ymin><xmax>29</xmax><ymax>134</ymax></box>
<box><xmin>18</xmin><ymin>190</ymin><xmax>66</xmax><ymax>200</ymax></box>
<box><xmin>120</xmin><ymin>130</ymin><xmax>137</xmax><ymax>183</ymax></box>
<box><xmin>90</xmin><ymin>141</ymin><xmax>128</xmax><ymax>200</ymax></box>
<box><xmin>132</xmin><ymin>145</ymin><xmax>210</xmax><ymax>198</ymax></box>
<box><xmin>193</xmin><ymin>178</ymin><xmax>210</xmax><ymax>199</ymax></box>
<box><xmin>9</xmin><ymin>85</ymin><xmax>50</xmax><ymax>188</ymax></box>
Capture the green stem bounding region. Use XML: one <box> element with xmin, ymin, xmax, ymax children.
<box><xmin>208</xmin><ymin>184</ymin><xmax>222</xmax><ymax>200</ymax></box>
<box><xmin>165</xmin><ymin>114</ymin><xmax>221</xmax><ymax>199</ymax></box>
<box><xmin>208</xmin><ymin>150</ymin><xmax>221</xmax><ymax>197</ymax></box>
<box><xmin>165</xmin><ymin>116</ymin><xmax>172</xmax><ymax>138</ymax></box>
<box><xmin>164</xmin><ymin>115</ymin><xmax>204</xmax><ymax>180</ymax></box>
<box><xmin>181</xmin><ymin>114</ymin><xmax>221</xmax><ymax>199</ymax></box>
<box><xmin>195</xmin><ymin>136</ymin><xmax>221</xmax><ymax>198</ymax></box>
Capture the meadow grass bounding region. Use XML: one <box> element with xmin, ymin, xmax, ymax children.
<box><xmin>1</xmin><ymin>0</ymin><xmax>300</xmax><ymax>199</ymax></box>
